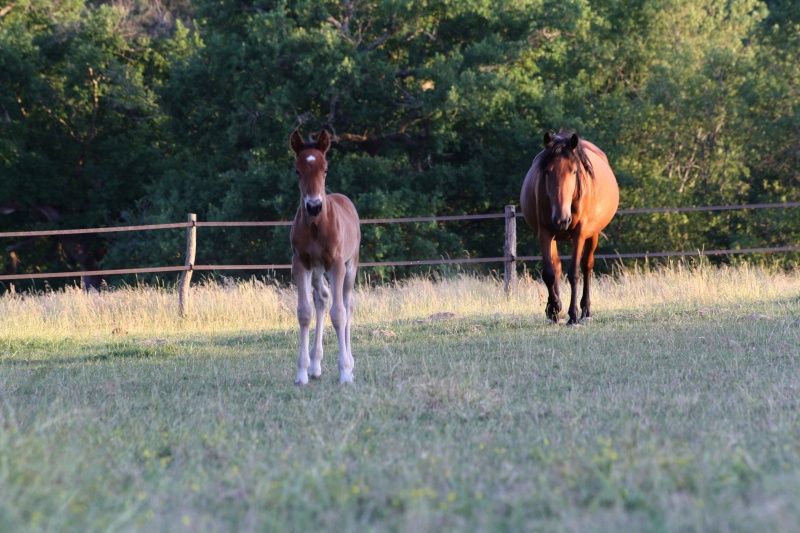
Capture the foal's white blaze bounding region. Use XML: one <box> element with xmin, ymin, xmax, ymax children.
<box><xmin>306</xmin><ymin>155</ymin><xmax>316</xmax><ymax>162</ymax></box>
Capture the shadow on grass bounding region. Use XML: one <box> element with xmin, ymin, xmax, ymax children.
<box><xmin>1</xmin><ymin>343</ymin><xmax>183</xmax><ymax>367</ymax></box>
<box><xmin>0</xmin><ymin>330</ymin><xmax>294</xmax><ymax>368</ymax></box>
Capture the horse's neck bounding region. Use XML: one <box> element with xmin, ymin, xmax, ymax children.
<box><xmin>577</xmin><ymin>168</ymin><xmax>594</xmax><ymax>201</ymax></box>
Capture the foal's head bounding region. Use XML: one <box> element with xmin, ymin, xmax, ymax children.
<box><xmin>540</xmin><ymin>130</ymin><xmax>594</xmax><ymax>231</ymax></box>
<box><xmin>290</xmin><ymin>130</ymin><xmax>331</xmax><ymax>218</ymax></box>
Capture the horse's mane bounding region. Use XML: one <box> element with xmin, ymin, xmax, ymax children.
<box><xmin>536</xmin><ymin>129</ymin><xmax>595</xmax><ymax>196</ymax></box>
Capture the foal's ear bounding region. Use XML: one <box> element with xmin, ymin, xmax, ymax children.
<box><xmin>543</xmin><ymin>131</ymin><xmax>555</xmax><ymax>147</ymax></box>
<box><xmin>290</xmin><ymin>130</ymin><xmax>305</xmax><ymax>154</ymax></box>
<box><xmin>569</xmin><ymin>133</ymin><xmax>579</xmax><ymax>150</ymax></box>
<box><xmin>315</xmin><ymin>129</ymin><xmax>331</xmax><ymax>154</ymax></box>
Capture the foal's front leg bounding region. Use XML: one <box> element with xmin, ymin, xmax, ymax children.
<box><xmin>293</xmin><ymin>261</ymin><xmax>313</xmax><ymax>385</ymax></box>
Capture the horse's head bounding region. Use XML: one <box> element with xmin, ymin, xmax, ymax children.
<box><xmin>290</xmin><ymin>129</ymin><xmax>331</xmax><ymax>218</ymax></box>
<box><xmin>541</xmin><ymin>130</ymin><xmax>593</xmax><ymax>231</ymax></box>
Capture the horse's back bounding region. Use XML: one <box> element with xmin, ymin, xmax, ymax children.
<box><xmin>582</xmin><ymin>141</ymin><xmax>619</xmax><ymax>231</ymax></box>
<box><xmin>519</xmin><ymin>139</ymin><xmax>619</xmax><ymax>234</ymax></box>
<box><xmin>581</xmin><ymin>140</ymin><xmax>609</xmax><ymax>165</ymax></box>
<box><xmin>520</xmin><ymin>152</ymin><xmax>545</xmax><ymax>232</ymax></box>
<box><xmin>329</xmin><ymin>193</ymin><xmax>360</xmax><ymax>225</ymax></box>
<box><xmin>329</xmin><ymin>193</ymin><xmax>361</xmax><ymax>261</ymax></box>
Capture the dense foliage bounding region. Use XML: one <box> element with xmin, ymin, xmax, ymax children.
<box><xmin>1</xmin><ymin>0</ymin><xmax>798</xmax><ymax>286</ymax></box>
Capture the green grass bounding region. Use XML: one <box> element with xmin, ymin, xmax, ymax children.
<box><xmin>1</xmin><ymin>264</ymin><xmax>799</xmax><ymax>531</ymax></box>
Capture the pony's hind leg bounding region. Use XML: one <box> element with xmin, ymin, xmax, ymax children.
<box><xmin>309</xmin><ymin>270</ymin><xmax>330</xmax><ymax>379</ymax></box>
<box><xmin>579</xmin><ymin>234</ymin><xmax>599</xmax><ymax>321</ymax></box>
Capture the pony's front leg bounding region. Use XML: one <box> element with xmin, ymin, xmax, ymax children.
<box><xmin>293</xmin><ymin>260</ymin><xmax>313</xmax><ymax>385</ymax></box>
<box><xmin>580</xmin><ymin>234</ymin><xmax>599</xmax><ymax>321</ymax></box>
<box><xmin>328</xmin><ymin>260</ymin><xmax>353</xmax><ymax>384</ymax></box>
<box><xmin>539</xmin><ymin>232</ymin><xmax>562</xmax><ymax>322</ymax></box>
<box><xmin>309</xmin><ymin>271</ymin><xmax>330</xmax><ymax>379</ymax></box>
<box><xmin>566</xmin><ymin>236</ymin><xmax>587</xmax><ymax>326</ymax></box>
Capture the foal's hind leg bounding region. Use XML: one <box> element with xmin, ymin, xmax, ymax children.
<box><xmin>309</xmin><ymin>270</ymin><xmax>330</xmax><ymax>379</ymax></box>
<box><xmin>328</xmin><ymin>260</ymin><xmax>353</xmax><ymax>384</ymax></box>
<box><xmin>342</xmin><ymin>258</ymin><xmax>358</xmax><ymax>372</ymax></box>
<box><xmin>580</xmin><ymin>235</ymin><xmax>598</xmax><ymax>321</ymax></box>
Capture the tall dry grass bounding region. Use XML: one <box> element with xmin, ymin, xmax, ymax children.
<box><xmin>1</xmin><ymin>262</ymin><xmax>798</xmax><ymax>339</ymax></box>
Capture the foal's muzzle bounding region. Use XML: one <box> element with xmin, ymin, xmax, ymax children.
<box><xmin>305</xmin><ymin>198</ymin><xmax>322</xmax><ymax>217</ymax></box>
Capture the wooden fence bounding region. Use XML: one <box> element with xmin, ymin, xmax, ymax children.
<box><xmin>1</xmin><ymin>202</ymin><xmax>799</xmax><ymax>316</ymax></box>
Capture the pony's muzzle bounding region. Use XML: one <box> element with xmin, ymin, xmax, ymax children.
<box><xmin>552</xmin><ymin>214</ymin><xmax>572</xmax><ymax>231</ymax></box>
<box><xmin>305</xmin><ymin>197</ymin><xmax>322</xmax><ymax>217</ymax></box>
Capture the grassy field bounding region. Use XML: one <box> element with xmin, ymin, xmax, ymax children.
<box><xmin>1</xmin><ymin>263</ymin><xmax>799</xmax><ymax>532</ymax></box>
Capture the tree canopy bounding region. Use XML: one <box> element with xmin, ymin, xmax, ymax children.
<box><xmin>1</xmin><ymin>0</ymin><xmax>798</xmax><ymax>287</ymax></box>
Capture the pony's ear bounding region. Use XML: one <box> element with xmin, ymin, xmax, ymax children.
<box><xmin>569</xmin><ymin>133</ymin><xmax>579</xmax><ymax>150</ymax></box>
<box><xmin>543</xmin><ymin>131</ymin><xmax>555</xmax><ymax>147</ymax></box>
<box><xmin>290</xmin><ymin>131</ymin><xmax>305</xmax><ymax>154</ymax></box>
<box><xmin>315</xmin><ymin>129</ymin><xmax>331</xmax><ymax>154</ymax></box>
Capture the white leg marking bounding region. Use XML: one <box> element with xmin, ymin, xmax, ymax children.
<box><xmin>294</xmin><ymin>266</ymin><xmax>312</xmax><ymax>385</ymax></box>
<box><xmin>329</xmin><ymin>262</ymin><xmax>353</xmax><ymax>384</ymax></box>
<box><xmin>309</xmin><ymin>269</ymin><xmax>329</xmax><ymax>379</ymax></box>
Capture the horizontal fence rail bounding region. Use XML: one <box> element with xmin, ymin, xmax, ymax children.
<box><xmin>0</xmin><ymin>222</ymin><xmax>190</xmax><ymax>238</ymax></box>
<box><xmin>615</xmin><ymin>201</ymin><xmax>800</xmax><ymax>214</ymax></box>
<box><xmin>4</xmin><ymin>246</ymin><xmax>800</xmax><ymax>283</ymax></box>
<box><xmin>1</xmin><ymin>202</ymin><xmax>798</xmax><ymax>239</ymax></box>
<box><xmin>1</xmin><ymin>203</ymin><xmax>798</xmax><ymax>293</ymax></box>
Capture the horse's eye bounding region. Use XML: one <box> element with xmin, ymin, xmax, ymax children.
<box><xmin>324</xmin><ymin>168</ymin><xmax>328</xmax><ymax>175</ymax></box>
<box><xmin>295</xmin><ymin>169</ymin><xmax>299</xmax><ymax>176</ymax></box>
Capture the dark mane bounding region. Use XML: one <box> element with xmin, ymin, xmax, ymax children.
<box><xmin>542</xmin><ymin>130</ymin><xmax>595</xmax><ymax>179</ymax></box>
<box><xmin>536</xmin><ymin>129</ymin><xmax>595</xmax><ymax>196</ymax></box>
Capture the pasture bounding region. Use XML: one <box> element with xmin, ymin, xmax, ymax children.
<box><xmin>1</xmin><ymin>263</ymin><xmax>799</xmax><ymax>532</ymax></box>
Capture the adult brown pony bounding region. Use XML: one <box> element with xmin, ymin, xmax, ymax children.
<box><xmin>520</xmin><ymin>130</ymin><xmax>619</xmax><ymax>325</ymax></box>
<box><xmin>289</xmin><ymin>130</ymin><xmax>361</xmax><ymax>384</ymax></box>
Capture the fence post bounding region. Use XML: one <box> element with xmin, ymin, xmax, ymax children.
<box><xmin>178</xmin><ymin>213</ymin><xmax>197</xmax><ymax>318</ymax></box>
<box><xmin>504</xmin><ymin>205</ymin><xmax>517</xmax><ymax>295</ymax></box>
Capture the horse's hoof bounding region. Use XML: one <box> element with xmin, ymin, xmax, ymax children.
<box><xmin>566</xmin><ymin>321</ymin><xmax>582</xmax><ymax>327</ymax></box>
<box><xmin>544</xmin><ymin>304</ymin><xmax>562</xmax><ymax>322</ymax></box>
<box><xmin>295</xmin><ymin>372</ymin><xmax>309</xmax><ymax>386</ymax></box>
<box><xmin>581</xmin><ymin>316</ymin><xmax>594</xmax><ymax>323</ymax></box>
<box><xmin>339</xmin><ymin>372</ymin><xmax>354</xmax><ymax>385</ymax></box>
<box><xmin>309</xmin><ymin>372</ymin><xmax>322</xmax><ymax>380</ymax></box>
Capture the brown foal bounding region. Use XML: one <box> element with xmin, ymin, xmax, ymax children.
<box><xmin>289</xmin><ymin>130</ymin><xmax>361</xmax><ymax>384</ymax></box>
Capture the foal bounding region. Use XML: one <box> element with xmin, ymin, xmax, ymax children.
<box><xmin>289</xmin><ymin>130</ymin><xmax>361</xmax><ymax>384</ymax></box>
